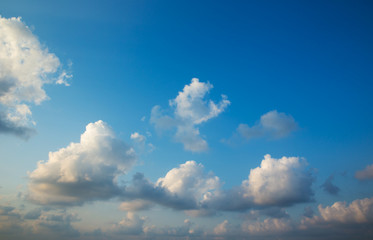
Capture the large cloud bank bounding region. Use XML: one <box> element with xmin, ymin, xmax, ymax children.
<box><xmin>120</xmin><ymin>154</ymin><xmax>314</xmax><ymax>212</ymax></box>
<box><xmin>28</xmin><ymin>120</ymin><xmax>136</xmax><ymax>206</ymax></box>
<box><xmin>0</xmin><ymin>16</ymin><xmax>70</xmax><ymax>138</ymax></box>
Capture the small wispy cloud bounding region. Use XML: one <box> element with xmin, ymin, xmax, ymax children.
<box><xmin>225</xmin><ymin>110</ymin><xmax>297</xmax><ymax>144</ymax></box>
<box><xmin>355</xmin><ymin>164</ymin><xmax>373</xmax><ymax>180</ymax></box>
<box><xmin>151</xmin><ymin>78</ymin><xmax>230</xmax><ymax>152</ymax></box>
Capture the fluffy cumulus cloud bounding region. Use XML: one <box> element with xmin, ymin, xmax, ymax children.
<box><xmin>0</xmin><ymin>16</ymin><xmax>71</xmax><ymax>138</ymax></box>
<box><xmin>298</xmin><ymin>197</ymin><xmax>373</xmax><ymax>239</ymax></box>
<box><xmin>151</xmin><ymin>78</ymin><xmax>230</xmax><ymax>152</ymax></box>
<box><xmin>156</xmin><ymin>161</ymin><xmax>221</xmax><ymax>205</ymax></box>
<box><xmin>355</xmin><ymin>164</ymin><xmax>373</xmax><ymax>180</ymax></box>
<box><xmin>241</xmin><ymin>154</ymin><xmax>313</xmax><ymax>206</ymax></box>
<box><xmin>235</xmin><ymin>110</ymin><xmax>297</xmax><ymax>141</ymax></box>
<box><xmin>203</xmin><ymin>155</ymin><xmax>314</xmax><ymax>211</ymax></box>
<box><xmin>317</xmin><ymin>197</ymin><xmax>373</xmax><ymax>224</ymax></box>
<box><xmin>121</xmin><ymin>154</ymin><xmax>313</xmax><ymax>213</ymax></box>
<box><xmin>27</xmin><ymin>120</ymin><xmax>136</xmax><ymax>206</ymax></box>
<box><xmin>121</xmin><ymin>160</ymin><xmax>221</xmax><ymax>211</ymax></box>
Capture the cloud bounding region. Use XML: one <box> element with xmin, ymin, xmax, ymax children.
<box><xmin>321</xmin><ymin>174</ymin><xmax>340</xmax><ymax>195</ymax></box>
<box><xmin>33</xmin><ymin>211</ymin><xmax>80</xmax><ymax>238</ymax></box>
<box><xmin>110</xmin><ymin>212</ymin><xmax>146</xmax><ymax>235</ymax></box>
<box><xmin>242</xmin><ymin>217</ymin><xmax>293</xmax><ymax>234</ymax></box>
<box><xmin>234</xmin><ymin>110</ymin><xmax>297</xmax><ymax>141</ymax></box>
<box><xmin>299</xmin><ymin>197</ymin><xmax>373</xmax><ymax>239</ymax></box>
<box><xmin>184</xmin><ymin>209</ymin><xmax>216</xmax><ymax>217</ymax></box>
<box><xmin>130</xmin><ymin>132</ymin><xmax>146</xmax><ymax>144</ymax></box>
<box><xmin>0</xmin><ymin>204</ymin><xmax>80</xmax><ymax>240</ymax></box>
<box><xmin>122</xmin><ymin>161</ymin><xmax>221</xmax><ymax>211</ymax></box>
<box><xmin>0</xmin><ymin>16</ymin><xmax>71</xmax><ymax>138</ymax></box>
<box><xmin>0</xmin><ymin>205</ymin><xmax>21</xmax><ymax>218</ymax></box>
<box><xmin>156</xmin><ymin>160</ymin><xmax>221</xmax><ymax>205</ymax></box>
<box><xmin>119</xmin><ymin>200</ymin><xmax>153</xmax><ymax>212</ymax></box>
<box><xmin>317</xmin><ymin>197</ymin><xmax>373</xmax><ymax>224</ymax></box>
<box><xmin>204</xmin><ymin>155</ymin><xmax>314</xmax><ymax>211</ymax></box>
<box><xmin>214</xmin><ymin>220</ymin><xmax>230</xmax><ymax>235</ymax></box>
<box><xmin>24</xmin><ymin>208</ymin><xmax>42</xmax><ymax>220</ymax></box>
<box><xmin>243</xmin><ymin>207</ymin><xmax>290</xmax><ymax>220</ymax></box>
<box><xmin>241</xmin><ymin>154</ymin><xmax>313</xmax><ymax>206</ymax></box>
<box><xmin>355</xmin><ymin>164</ymin><xmax>373</xmax><ymax>180</ymax></box>
<box><xmin>123</xmin><ymin>155</ymin><xmax>313</xmax><ymax>213</ymax></box>
<box><xmin>151</xmin><ymin>78</ymin><xmax>230</xmax><ymax>152</ymax></box>
<box><xmin>27</xmin><ymin>120</ymin><xmax>136</xmax><ymax>206</ymax></box>
<box><xmin>130</xmin><ymin>132</ymin><xmax>155</xmax><ymax>153</ymax></box>
<box><xmin>154</xmin><ymin>219</ymin><xmax>203</xmax><ymax>237</ymax></box>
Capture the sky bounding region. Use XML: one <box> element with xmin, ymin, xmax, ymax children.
<box><xmin>0</xmin><ymin>0</ymin><xmax>373</xmax><ymax>239</ymax></box>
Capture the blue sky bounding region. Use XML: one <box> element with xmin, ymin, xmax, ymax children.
<box><xmin>0</xmin><ymin>1</ymin><xmax>373</xmax><ymax>239</ymax></box>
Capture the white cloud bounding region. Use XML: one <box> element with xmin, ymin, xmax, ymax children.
<box><xmin>111</xmin><ymin>212</ymin><xmax>146</xmax><ymax>235</ymax></box>
<box><xmin>130</xmin><ymin>132</ymin><xmax>146</xmax><ymax>144</ymax></box>
<box><xmin>241</xmin><ymin>154</ymin><xmax>313</xmax><ymax>206</ymax></box>
<box><xmin>151</xmin><ymin>78</ymin><xmax>230</xmax><ymax>152</ymax></box>
<box><xmin>170</xmin><ymin>78</ymin><xmax>230</xmax><ymax>125</ymax></box>
<box><xmin>0</xmin><ymin>16</ymin><xmax>71</xmax><ymax>138</ymax></box>
<box><xmin>203</xmin><ymin>155</ymin><xmax>314</xmax><ymax>210</ymax></box>
<box><xmin>299</xmin><ymin>197</ymin><xmax>373</xmax><ymax>239</ymax></box>
<box><xmin>123</xmin><ymin>155</ymin><xmax>313</xmax><ymax>213</ymax></box>
<box><xmin>235</xmin><ymin>110</ymin><xmax>297</xmax><ymax>141</ymax></box>
<box><xmin>27</xmin><ymin>120</ymin><xmax>136</xmax><ymax>206</ymax></box>
<box><xmin>156</xmin><ymin>160</ymin><xmax>221</xmax><ymax>205</ymax></box>
<box><xmin>355</xmin><ymin>164</ymin><xmax>373</xmax><ymax>180</ymax></box>
<box><xmin>214</xmin><ymin>220</ymin><xmax>229</xmax><ymax>235</ymax></box>
<box><xmin>317</xmin><ymin>197</ymin><xmax>373</xmax><ymax>224</ymax></box>
<box><xmin>130</xmin><ymin>131</ymin><xmax>155</xmax><ymax>153</ymax></box>
<box><xmin>120</xmin><ymin>161</ymin><xmax>221</xmax><ymax>210</ymax></box>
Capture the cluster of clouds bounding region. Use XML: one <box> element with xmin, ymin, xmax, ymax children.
<box><xmin>151</xmin><ymin>78</ymin><xmax>230</xmax><ymax>152</ymax></box>
<box><xmin>0</xmin><ymin>206</ymin><xmax>80</xmax><ymax>240</ymax></box>
<box><xmin>26</xmin><ymin>122</ymin><xmax>315</xmax><ymax>214</ymax></box>
<box><xmin>208</xmin><ymin>197</ymin><xmax>373</xmax><ymax>239</ymax></box>
<box><xmin>2</xmin><ymin>197</ymin><xmax>373</xmax><ymax>240</ymax></box>
<box><xmin>0</xmin><ymin>16</ymin><xmax>71</xmax><ymax>138</ymax></box>
<box><xmin>1</xmin><ymin>15</ymin><xmax>373</xmax><ymax>240</ymax></box>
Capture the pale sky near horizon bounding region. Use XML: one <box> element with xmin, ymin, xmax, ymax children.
<box><xmin>0</xmin><ymin>1</ymin><xmax>373</xmax><ymax>239</ymax></box>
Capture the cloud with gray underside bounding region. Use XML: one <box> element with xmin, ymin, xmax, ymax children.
<box><xmin>0</xmin><ymin>16</ymin><xmax>71</xmax><ymax>138</ymax></box>
<box><xmin>27</xmin><ymin>120</ymin><xmax>136</xmax><ymax>206</ymax></box>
